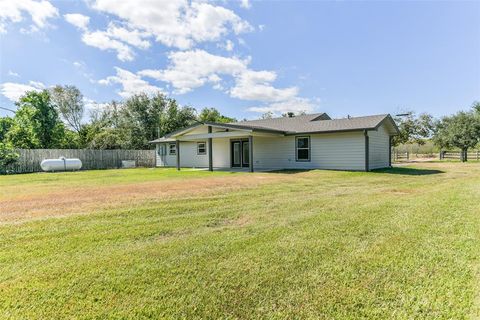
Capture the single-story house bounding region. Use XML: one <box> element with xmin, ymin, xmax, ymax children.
<box><xmin>150</xmin><ymin>113</ymin><xmax>399</xmax><ymax>172</ymax></box>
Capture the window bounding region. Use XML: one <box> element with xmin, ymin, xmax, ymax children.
<box><xmin>157</xmin><ymin>144</ymin><xmax>166</xmax><ymax>156</ymax></box>
<box><xmin>169</xmin><ymin>143</ymin><xmax>177</xmax><ymax>155</ymax></box>
<box><xmin>296</xmin><ymin>136</ymin><xmax>310</xmax><ymax>161</ymax></box>
<box><xmin>197</xmin><ymin>142</ymin><xmax>206</xmax><ymax>155</ymax></box>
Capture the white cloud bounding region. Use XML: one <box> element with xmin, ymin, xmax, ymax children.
<box><xmin>101</xmin><ymin>49</ymin><xmax>314</xmax><ymax>115</ymax></box>
<box><xmin>218</xmin><ymin>39</ymin><xmax>234</xmax><ymax>51</ymax></box>
<box><xmin>230</xmin><ymin>70</ymin><xmax>298</xmax><ymax>102</ymax></box>
<box><xmin>103</xmin><ymin>23</ymin><xmax>150</xmax><ymax>49</ymax></box>
<box><xmin>83</xmin><ymin>97</ymin><xmax>108</xmax><ymax>112</ymax></box>
<box><xmin>82</xmin><ymin>30</ymin><xmax>135</xmax><ymax>61</ymax></box>
<box><xmin>64</xmin><ymin>13</ymin><xmax>89</xmax><ymax>31</ymax></box>
<box><xmin>240</xmin><ymin>0</ymin><xmax>251</xmax><ymax>9</ymax></box>
<box><xmin>65</xmin><ymin>12</ymin><xmax>150</xmax><ymax>61</ymax></box>
<box><xmin>138</xmin><ymin>49</ymin><xmax>304</xmax><ymax>107</ymax></box>
<box><xmin>73</xmin><ymin>61</ymin><xmax>84</xmax><ymax>68</ymax></box>
<box><xmin>247</xmin><ymin>97</ymin><xmax>316</xmax><ymax>114</ymax></box>
<box><xmin>8</xmin><ymin>71</ymin><xmax>20</xmax><ymax>77</ymax></box>
<box><xmin>0</xmin><ymin>0</ymin><xmax>58</xmax><ymax>34</ymax></box>
<box><xmin>0</xmin><ymin>81</ymin><xmax>45</xmax><ymax>102</ymax></box>
<box><xmin>139</xmin><ymin>49</ymin><xmax>248</xmax><ymax>94</ymax></box>
<box><xmin>99</xmin><ymin>67</ymin><xmax>164</xmax><ymax>98</ymax></box>
<box><xmin>91</xmin><ymin>0</ymin><xmax>253</xmax><ymax>50</ymax></box>
<box><xmin>72</xmin><ymin>61</ymin><xmax>96</xmax><ymax>83</ymax></box>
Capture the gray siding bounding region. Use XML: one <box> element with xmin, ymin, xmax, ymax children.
<box><xmin>156</xmin><ymin>138</ymin><xmax>230</xmax><ymax>168</ymax></box>
<box><xmin>156</xmin><ymin>131</ymin><xmax>383</xmax><ymax>171</ymax></box>
<box><xmin>368</xmin><ymin>124</ymin><xmax>390</xmax><ymax>169</ymax></box>
<box><xmin>253</xmin><ymin>132</ymin><xmax>365</xmax><ymax>171</ymax></box>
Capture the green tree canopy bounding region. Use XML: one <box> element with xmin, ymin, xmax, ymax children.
<box><xmin>392</xmin><ymin>112</ymin><xmax>434</xmax><ymax>147</ymax></box>
<box><xmin>83</xmin><ymin>94</ymin><xmax>198</xmax><ymax>149</ymax></box>
<box><xmin>1</xmin><ymin>89</ymin><xmax>237</xmax><ymax>150</ymax></box>
<box><xmin>50</xmin><ymin>85</ymin><xmax>85</xmax><ymax>132</ymax></box>
<box><xmin>260</xmin><ymin>111</ymin><xmax>274</xmax><ymax>119</ymax></box>
<box><xmin>198</xmin><ymin>107</ymin><xmax>236</xmax><ymax>123</ymax></box>
<box><xmin>0</xmin><ymin>142</ymin><xmax>19</xmax><ymax>174</ymax></box>
<box><xmin>7</xmin><ymin>90</ymin><xmax>68</xmax><ymax>148</ymax></box>
<box><xmin>433</xmin><ymin>104</ymin><xmax>480</xmax><ymax>161</ymax></box>
<box><xmin>0</xmin><ymin>117</ymin><xmax>14</xmax><ymax>141</ymax></box>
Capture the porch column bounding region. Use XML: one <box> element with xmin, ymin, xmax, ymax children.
<box><xmin>249</xmin><ymin>135</ymin><xmax>254</xmax><ymax>172</ymax></box>
<box><xmin>208</xmin><ymin>126</ymin><xmax>213</xmax><ymax>171</ymax></box>
<box><xmin>176</xmin><ymin>140</ymin><xmax>180</xmax><ymax>171</ymax></box>
<box><xmin>364</xmin><ymin>130</ymin><xmax>369</xmax><ymax>172</ymax></box>
<box><xmin>388</xmin><ymin>135</ymin><xmax>392</xmax><ymax>167</ymax></box>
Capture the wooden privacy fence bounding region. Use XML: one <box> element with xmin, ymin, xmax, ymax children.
<box><xmin>5</xmin><ymin>149</ymin><xmax>156</xmax><ymax>174</ymax></box>
<box><xmin>440</xmin><ymin>150</ymin><xmax>480</xmax><ymax>161</ymax></box>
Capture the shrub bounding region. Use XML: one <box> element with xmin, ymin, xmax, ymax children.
<box><xmin>0</xmin><ymin>142</ymin><xmax>19</xmax><ymax>174</ymax></box>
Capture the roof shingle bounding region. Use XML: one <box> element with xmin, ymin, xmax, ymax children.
<box><xmin>232</xmin><ymin>113</ymin><xmax>394</xmax><ymax>134</ymax></box>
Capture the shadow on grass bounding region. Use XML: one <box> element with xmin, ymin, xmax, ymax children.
<box><xmin>372</xmin><ymin>167</ymin><xmax>444</xmax><ymax>175</ymax></box>
<box><xmin>266</xmin><ymin>169</ymin><xmax>315</xmax><ymax>174</ymax></box>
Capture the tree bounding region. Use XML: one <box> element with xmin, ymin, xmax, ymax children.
<box><xmin>7</xmin><ymin>90</ymin><xmax>66</xmax><ymax>148</ymax></box>
<box><xmin>433</xmin><ymin>106</ymin><xmax>480</xmax><ymax>162</ymax></box>
<box><xmin>50</xmin><ymin>85</ymin><xmax>85</xmax><ymax>132</ymax></box>
<box><xmin>260</xmin><ymin>111</ymin><xmax>274</xmax><ymax>119</ymax></box>
<box><xmin>198</xmin><ymin>108</ymin><xmax>236</xmax><ymax>123</ymax></box>
<box><xmin>88</xmin><ymin>128</ymin><xmax>126</xmax><ymax>149</ymax></box>
<box><xmin>473</xmin><ymin>101</ymin><xmax>480</xmax><ymax>115</ymax></box>
<box><xmin>0</xmin><ymin>142</ymin><xmax>19</xmax><ymax>174</ymax></box>
<box><xmin>121</xmin><ymin>93</ymin><xmax>169</xmax><ymax>149</ymax></box>
<box><xmin>158</xmin><ymin>100</ymin><xmax>197</xmax><ymax>138</ymax></box>
<box><xmin>82</xmin><ymin>101</ymin><xmax>125</xmax><ymax>149</ymax></box>
<box><xmin>0</xmin><ymin>117</ymin><xmax>14</xmax><ymax>141</ymax></box>
<box><xmin>392</xmin><ymin>112</ymin><xmax>434</xmax><ymax>147</ymax></box>
<box><xmin>282</xmin><ymin>111</ymin><xmax>306</xmax><ymax>118</ymax></box>
<box><xmin>81</xmin><ymin>94</ymin><xmax>197</xmax><ymax>150</ymax></box>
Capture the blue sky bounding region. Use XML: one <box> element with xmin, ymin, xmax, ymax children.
<box><xmin>0</xmin><ymin>0</ymin><xmax>479</xmax><ymax>120</ymax></box>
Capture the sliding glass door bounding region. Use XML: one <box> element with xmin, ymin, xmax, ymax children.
<box><xmin>231</xmin><ymin>139</ymin><xmax>249</xmax><ymax>168</ymax></box>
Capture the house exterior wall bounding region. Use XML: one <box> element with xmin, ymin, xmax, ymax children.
<box><xmin>156</xmin><ymin>138</ymin><xmax>231</xmax><ymax>168</ymax></box>
<box><xmin>156</xmin><ymin>131</ymin><xmax>383</xmax><ymax>171</ymax></box>
<box><xmin>156</xmin><ymin>143</ymin><xmax>176</xmax><ymax>167</ymax></box>
<box><xmin>252</xmin><ymin>132</ymin><xmax>366</xmax><ymax>171</ymax></box>
<box><xmin>368</xmin><ymin>124</ymin><xmax>391</xmax><ymax>169</ymax></box>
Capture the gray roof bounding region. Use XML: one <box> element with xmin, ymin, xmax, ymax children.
<box><xmin>150</xmin><ymin>137</ymin><xmax>176</xmax><ymax>143</ymax></box>
<box><xmin>231</xmin><ymin>113</ymin><xmax>398</xmax><ymax>135</ymax></box>
<box><xmin>150</xmin><ymin>113</ymin><xmax>398</xmax><ymax>143</ymax></box>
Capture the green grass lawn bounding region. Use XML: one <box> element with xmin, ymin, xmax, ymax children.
<box><xmin>1</xmin><ymin>163</ymin><xmax>480</xmax><ymax>319</ymax></box>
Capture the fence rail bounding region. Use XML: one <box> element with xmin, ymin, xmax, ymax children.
<box><xmin>392</xmin><ymin>150</ymin><xmax>480</xmax><ymax>162</ymax></box>
<box><xmin>4</xmin><ymin>149</ymin><xmax>156</xmax><ymax>174</ymax></box>
<box><xmin>393</xmin><ymin>151</ymin><xmax>409</xmax><ymax>161</ymax></box>
<box><xmin>440</xmin><ymin>150</ymin><xmax>480</xmax><ymax>161</ymax></box>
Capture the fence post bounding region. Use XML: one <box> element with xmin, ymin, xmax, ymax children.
<box><xmin>406</xmin><ymin>151</ymin><xmax>409</xmax><ymax>161</ymax></box>
<box><xmin>477</xmin><ymin>150</ymin><xmax>479</xmax><ymax>161</ymax></box>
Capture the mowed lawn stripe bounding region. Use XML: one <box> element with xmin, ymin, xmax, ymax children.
<box><xmin>0</xmin><ymin>163</ymin><xmax>479</xmax><ymax>319</ymax></box>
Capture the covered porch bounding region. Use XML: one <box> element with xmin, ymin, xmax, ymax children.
<box><xmin>154</xmin><ymin>122</ymin><xmax>285</xmax><ymax>173</ymax></box>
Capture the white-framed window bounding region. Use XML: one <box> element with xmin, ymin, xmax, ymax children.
<box><xmin>296</xmin><ymin>136</ymin><xmax>310</xmax><ymax>161</ymax></box>
<box><xmin>169</xmin><ymin>143</ymin><xmax>177</xmax><ymax>155</ymax></box>
<box><xmin>157</xmin><ymin>144</ymin><xmax>166</xmax><ymax>156</ymax></box>
<box><xmin>197</xmin><ymin>142</ymin><xmax>206</xmax><ymax>155</ymax></box>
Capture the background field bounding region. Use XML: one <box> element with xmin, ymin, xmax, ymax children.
<box><xmin>1</xmin><ymin>163</ymin><xmax>479</xmax><ymax>319</ymax></box>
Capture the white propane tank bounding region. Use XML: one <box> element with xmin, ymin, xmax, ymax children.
<box><xmin>40</xmin><ymin>157</ymin><xmax>82</xmax><ymax>172</ymax></box>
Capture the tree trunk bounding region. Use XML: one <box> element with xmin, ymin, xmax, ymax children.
<box><xmin>462</xmin><ymin>148</ymin><xmax>468</xmax><ymax>162</ymax></box>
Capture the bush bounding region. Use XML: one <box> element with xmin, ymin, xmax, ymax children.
<box><xmin>0</xmin><ymin>142</ymin><xmax>19</xmax><ymax>174</ymax></box>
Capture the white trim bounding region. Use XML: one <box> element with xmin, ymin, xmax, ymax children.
<box><xmin>197</xmin><ymin>141</ymin><xmax>206</xmax><ymax>155</ymax></box>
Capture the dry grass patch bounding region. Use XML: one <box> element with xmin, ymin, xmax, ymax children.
<box><xmin>1</xmin><ymin>163</ymin><xmax>480</xmax><ymax>319</ymax></box>
<box><xmin>0</xmin><ymin>170</ymin><xmax>302</xmax><ymax>223</ymax></box>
